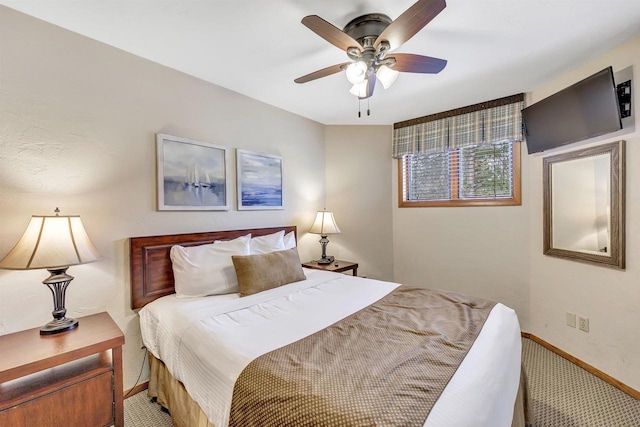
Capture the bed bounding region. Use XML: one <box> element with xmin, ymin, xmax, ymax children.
<box><xmin>130</xmin><ymin>226</ymin><xmax>531</xmax><ymax>427</ymax></box>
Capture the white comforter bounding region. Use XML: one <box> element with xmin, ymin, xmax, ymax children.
<box><xmin>140</xmin><ymin>269</ymin><xmax>522</xmax><ymax>427</ymax></box>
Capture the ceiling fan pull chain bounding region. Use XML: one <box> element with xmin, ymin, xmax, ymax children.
<box><xmin>367</xmin><ymin>98</ymin><xmax>371</xmax><ymax>116</ymax></box>
<box><xmin>358</xmin><ymin>98</ymin><xmax>361</xmax><ymax>118</ymax></box>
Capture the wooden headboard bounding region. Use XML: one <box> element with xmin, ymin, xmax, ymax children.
<box><xmin>129</xmin><ymin>226</ymin><xmax>297</xmax><ymax>309</ymax></box>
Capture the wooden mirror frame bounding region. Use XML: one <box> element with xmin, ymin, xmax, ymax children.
<box><xmin>543</xmin><ymin>140</ymin><xmax>625</xmax><ymax>269</ymax></box>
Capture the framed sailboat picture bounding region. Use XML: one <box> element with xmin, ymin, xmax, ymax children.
<box><xmin>236</xmin><ymin>149</ymin><xmax>283</xmax><ymax>210</ymax></box>
<box><xmin>156</xmin><ymin>133</ymin><xmax>231</xmax><ymax>210</ymax></box>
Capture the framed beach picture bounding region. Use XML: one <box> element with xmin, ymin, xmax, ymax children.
<box><xmin>236</xmin><ymin>149</ymin><xmax>283</xmax><ymax>210</ymax></box>
<box><xmin>156</xmin><ymin>133</ymin><xmax>231</xmax><ymax>210</ymax></box>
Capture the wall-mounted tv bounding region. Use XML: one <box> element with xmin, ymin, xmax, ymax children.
<box><xmin>522</xmin><ymin>67</ymin><xmax>622</xmax><ymax>154</ymax></box>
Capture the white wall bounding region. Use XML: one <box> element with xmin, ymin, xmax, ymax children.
<box><xmin>389</xmin><ymin>34</ymin><xmax>640</xmax><ymax>392</ymax></box>
<box><xmin>391</xmin><ymin>151</ymin><xmax>531</xmax><ymax>329</ymax></box>
<box><xmin>0</xmin><ymin>6</ymin><xmax>325</xmax><ymax>390</ymax></box>
<box><xmin>527</xmin><ymin>35</ymin><xmax>640</xmax><ymax>391</ymax></box>
<box><xmin>325</xmin><ymin>126</ymin><xmax>394</xmax><ymax>281</ymax></box>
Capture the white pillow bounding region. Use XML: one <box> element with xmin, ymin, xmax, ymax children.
<box><xmin>250</xmin><ymin>230</ymin><xmax>285</xmax><ymax>254</ymax></box>
<box><xmin>283</xmin><ymin>231</ymin><xmax>296</xmax><ymax>249</ymax></box>
<box><xmin>214</xmin><ymin>233</ymin><xmax>251</xmax><ymax>245</ymax></box>
<box><xmin>170</xmin><ymin>234</ymin><xmax>250</xmax><ymax>298</ymax></box>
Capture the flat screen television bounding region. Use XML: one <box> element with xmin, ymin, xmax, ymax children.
<box><xmin>522</xmin><ymin>67</ymin><xmax>622</xmax><ymax>154</ymax></box>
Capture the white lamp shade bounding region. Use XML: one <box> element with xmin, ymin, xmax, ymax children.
<box><xmin>349</xmin><ymin>81</ymin><xmax>368</xmax><ymax>98</ymax></box>
<box><xmin>345</xmin><ymin>61</ymin><xmax>368</xmax><ymax>84</ymax></box>
<box><xmin>0</xmin><ymin>215</ymin><xmax>101</xmax><ymax>270</ymax></box>
<box><xmin>377</xmin><ymin>65</ymin><xmax>399</xmax><ymax>89</ymax></box>
<box><xmin>309</xmin><ymin>211</ymin><xmax>341</xmax><ymax>235</ymax></box>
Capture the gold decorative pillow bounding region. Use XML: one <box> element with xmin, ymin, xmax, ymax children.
<box><xmin>232</xmin><ymin>247</ymin><xmax>306</xmax><ymax>297</ymax></box>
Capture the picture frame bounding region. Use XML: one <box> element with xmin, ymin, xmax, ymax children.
<box><xmin>156</xmin><ymin>133</ymin><xmax>231</xmax><ymax>211</ymax></box>
<box><xmin>543</xmin><ymin>140</ymin><xmax>625</xmax><ymax>269</ymax></box>
<box><xmin>236</xmin><ymin>149</ymin><xmax>283</xmax><ymax>210</ymax></box>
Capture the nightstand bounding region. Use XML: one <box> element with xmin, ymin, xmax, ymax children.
<box><xmin>0</xmin><ymin>312</ymin><xmax>125</xmax><ymax>427</ymax></box>
<box><xmin>302</xmin><ymin>259</ymin><xmax>359</xmax><ymax>276</ymax></box>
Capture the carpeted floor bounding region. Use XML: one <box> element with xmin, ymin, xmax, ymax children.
<box><xmin>124</xmin><ymin>338</ymin><xmax>640</xmax><ymax>426</ymax></box>
<box><xmin>124</xmin><ymin>393</ymin><xmax>173</xmax><ymax>426</ymax></box>
<box><xmin>521</xmin><ymin>339</ymin><xmax>640</xmax><ymax>427</ymax></box>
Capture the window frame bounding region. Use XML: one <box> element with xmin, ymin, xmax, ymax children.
<box><xmin>398</xmin><ymin>141</ymin><xmax>522</xmax><ymax>208</ymax></box>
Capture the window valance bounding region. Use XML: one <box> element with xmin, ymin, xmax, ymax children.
<box><xmin>392</xmin><ymin>94</ymin><xmax>524</xmax><ymax>158</ymax></box>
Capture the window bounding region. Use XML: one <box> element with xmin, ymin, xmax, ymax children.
<box><xmin>393</xmin><ymin>94</ymin><xmax>524</xmax><ymax>208</ymax></box>
<box><xmin>399</xmin><ymin>140</ymin><xmax>521</xmax><ymax>207</ymax></box>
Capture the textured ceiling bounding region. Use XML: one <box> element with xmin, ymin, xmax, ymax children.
<box><xmin>2</xmin><ymin>0</ymin><xmax>640</xmax><ymax>125</ymax></box>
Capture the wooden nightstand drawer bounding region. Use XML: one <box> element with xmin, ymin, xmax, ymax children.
<box><xmin>0</xmin><ymin>370</ymin><xmax>114</xmax><ymax>426</ymax></box>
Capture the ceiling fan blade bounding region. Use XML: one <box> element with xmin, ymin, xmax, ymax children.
<box><xmin>390</xmin><ymin>53</ymin><xmax>447</xmax><ymax>73</ymax></box>
<box><xmin>374</xmin><ymin>0</ymin><xmax>446</xmax><ymax>51</ymax></box>
<box><xmin>294</xmin><ymin>62</ymin><xmax>350</xmax><ymax>84</ymax></box>
<box><xmin>302</xmin><ymin>15</ymin><xmax>363</xmax><ymax>52</ymax></box>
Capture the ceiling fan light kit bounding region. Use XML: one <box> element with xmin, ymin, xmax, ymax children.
<box><xmin>350</xmin><ymin>81</ymin><xmax>369</xmax><ymax>98</ymax></box>
<box><xmin>377</xmin><ymin>65</ymin><xmax>399</xmax><ymax>89</ymax></box>
<box><xmin>346</xmin><ymin>61</ymin><xmax>368</xmax><ymax>84</ymax></box>
<box><xmin>295</xmin><ymin>0</ymin><xmax>448</xmax><ymax>112</ymax></box>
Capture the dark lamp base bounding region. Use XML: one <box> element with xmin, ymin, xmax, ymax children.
<box><xmin>317</xmin><ymin>256</ymin><xmax>335</xmax><ymax>265</ymax></box>
<box><xmin>40</xmin><ymin>266</ymin><xmax>79</xmax><ymax>335</ymax></box>
<box><xmin>40</xmin><ymin>317</ymin><xmax>79</xmax><ymax>335</ymax></box>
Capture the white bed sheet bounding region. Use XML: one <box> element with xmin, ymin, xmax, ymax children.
<box><xmin>140</xmin><ymin>269</ymin><xmax>522</xmax><ymax>427</ymax></box>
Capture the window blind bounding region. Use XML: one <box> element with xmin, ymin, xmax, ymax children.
<box><xmin>403</xmin><ymin>140</ymin><xmax>514</xmax><ymax>202</ymax></box>
<box><xmin>459</xmin><ymin>141</ymin><xmax>513</xmax><ymax>199</ymax></box>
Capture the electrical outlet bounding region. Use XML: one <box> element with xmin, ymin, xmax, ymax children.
<box><xmin>578</xmin><ymin>316</ymin><xmax>589</xmax><ymax>333</ymax></box>
<box><xmin>566</xmin><ymin>312</ymin><xmax>576</xmax><ymax>328</ymax></box>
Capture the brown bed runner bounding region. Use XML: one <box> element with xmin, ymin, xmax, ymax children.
<box><xmin>229</xmin><ymin>286</ymin><xmax>497</xmax><ymax>427</ymax></box>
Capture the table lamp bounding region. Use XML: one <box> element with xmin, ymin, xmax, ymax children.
<box><xmin>309</xmin><ymin>210</ymin><xmax>341</xmax><ymax>264</ymax></box>
<box><xmin>0</xmin><ymin>208</ymin><xmax>101</xmax><ymax>335</ymax></box>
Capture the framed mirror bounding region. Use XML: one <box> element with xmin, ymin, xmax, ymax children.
<box><xmin>543</xmin><ymin>141</ymin><xmax>625</xmax><ymax>269</ymax></box>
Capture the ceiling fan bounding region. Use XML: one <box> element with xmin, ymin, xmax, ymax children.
<box><xmin>294</xmin><ymin>0</ymin><xmax>448</xmax><ymax>100</ymax></box>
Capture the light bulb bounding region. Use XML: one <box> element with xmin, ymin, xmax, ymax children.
<box><xmin>377</xmin><ymin>65</ymin><xmax>399</xmax><ymax>89</ymax></box>
<box><xmin>346</xmin><ymin>61</ymin><xmax>368</xmax><ymax>84</ymax></box>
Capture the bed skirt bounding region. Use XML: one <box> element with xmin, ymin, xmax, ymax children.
<box><xmin>148</xmin><ymin>353</ymin><xmax>215</xmax><ymax>427</ymax></box>
<box><xmin>147</xmin><ymin>353</ymin><xmax>532</xmax><ymax>427</ymax></box>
